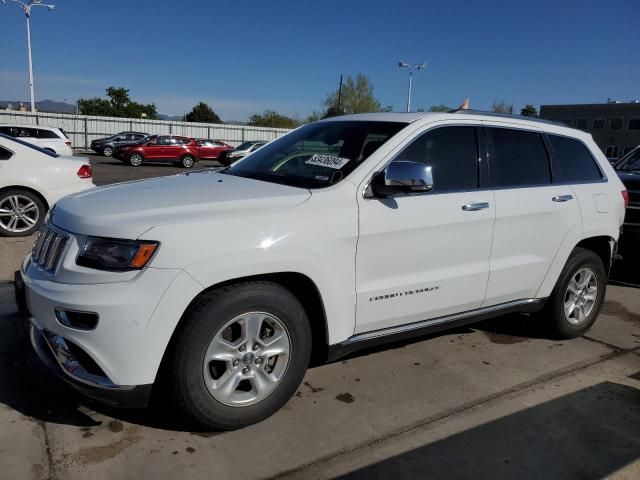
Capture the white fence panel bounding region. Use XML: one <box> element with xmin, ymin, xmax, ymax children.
<box><xmin>0</xmin><ymin>110</ymin><xmax>292</xmax><ymax>149</ymax></box>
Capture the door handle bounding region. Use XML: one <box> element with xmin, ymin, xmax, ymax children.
<box><xmin>462</xmin><ymin>202</ymin><xmax>490</xmax><ymax>211</ymax></box>
<box><xmin>552</xmin><ymin>194</ymin><xmax>573</xmax><ymax>202</ymax></box>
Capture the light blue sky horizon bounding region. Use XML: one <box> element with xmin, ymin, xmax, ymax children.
<box><xmin>1</xmin><ymin>0</ymin><xmax>638</xmax><ymax>121</ymax></box>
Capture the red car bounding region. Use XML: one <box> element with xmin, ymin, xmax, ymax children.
<box><xmin>120</xmin><ymin>135</ymin><xmax>200</xmax><ymax>168</ymax></box>
<box><xmin>196</xmin><ymin>139</ymin><xmax>234</xmax><ymax>160</ymax></box>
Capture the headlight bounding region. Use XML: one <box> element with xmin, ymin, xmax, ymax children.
<box><xmin>76</xmin><ymin>237</ymin><xmax>159</xmax><ymax>271</ymax></box>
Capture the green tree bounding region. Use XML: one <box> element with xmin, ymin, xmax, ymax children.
<box><xmin>323</xmin><ymin>74</ymin><xmax>382</xmax><ymax>115</ymax></box>
<box><xmin>429</xmin><ymin>104</ymin><xmax>453</xmax><ymax>112</ymax></box>
<box><xmin>248</xmin><ymin>110</ymin><xmax>300</xmax><ymax>128</ymax></box>
<box><xmin>323</xmin><ymin>105</ymin><xmax>345</xmax><ymax>119</ymax></box>
<box><xmin>185</xmin><ymin>102</ymin><xmax>222</xmax><ymax>123</ymax></box>
<box><xmin>491</xmin><ymin>101</ymin><xmax>513</xmax><ymax>115</ymax></box>
<box><xmin>78</xmin><ymin>87</ymin><xmax>157</xmax><ymax>119</ymax></box>
<box><xmin>520</xmin><ymin>104</ymin><xmax>538</xmax><ymax>117</ymax></box>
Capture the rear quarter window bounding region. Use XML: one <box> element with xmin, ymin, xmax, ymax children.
<box><xmin>548</xmin><ymin>135</ymin><xmax>604</xmax><ymax>183</ymax></box>
<box><xmin>36</xmin><ymin>129</ymin><xmax>61</xmax><ymax>139</ymax></box>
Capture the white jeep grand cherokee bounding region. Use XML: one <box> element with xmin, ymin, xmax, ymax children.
<box><xmin>16</xmin><ymin>111</ymin><xmax>627</xmax><ymax>430</ymax></box>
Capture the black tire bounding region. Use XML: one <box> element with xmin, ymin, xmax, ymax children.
<box><xmin>102</xmin><ymin>146</ymin><xmax>113</xmax><ymax>157</ymax></box>
<box><xmin>0</xmin><ymin>188</ymin><xmax>46</xmax><ymax>237</ymax></box>
<box><xmin>129</xmin><ymin>153</ymin><xmax>144</xmax><ymax>167</ymax></box>
<box><xmin>542</xmin><ymin>247</ymin><xmax>607</xmax><ymax>338</ymax></box>
<box><xmin>181</xmin><ymin>154</ymin><xmax>195</xmax><ymax>168</ymax></box>
<box><xmin>166</xmin><ymin>281</ymin><xmax>312</xmax><ymax>430</ymax></box>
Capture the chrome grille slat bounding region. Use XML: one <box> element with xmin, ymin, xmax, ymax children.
<box><xmin>31</xmin><ymin>224</ymin><xmax>69</xmax><ymax>275</ymax></box>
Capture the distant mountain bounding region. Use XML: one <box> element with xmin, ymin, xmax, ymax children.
<box><xmin>156</xmin><ymin>113</ymin><xmax>185</xmax><ymax>121</ymax></box>
<box><xmin>0</xmin><ymin>99</ymin><xmax>77</xmax><ymax>114</ymax></box>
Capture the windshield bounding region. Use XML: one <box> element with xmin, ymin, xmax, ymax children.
<box><xmin>228</xmin><ymin>121</ymin><xmax>407</xmax><ymax>189</ymax></box>
<box><xmin>615</xmin><ymin>147</ymin><xmax>640</xmax><ymax>172</ymax></box>
<box><xmin>0</xmin><ymin>133</ymin><xmax>59</xmax><ymax>158</ymax></box>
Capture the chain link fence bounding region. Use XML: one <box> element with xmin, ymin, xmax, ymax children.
<box><xmin>0</xmin><ymin>110</ymin><xmax>292</xmax><ymax>150</ymax></box>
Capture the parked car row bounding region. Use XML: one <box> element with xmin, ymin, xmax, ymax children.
<box><xmin>0</xmin><ymin>124</ymin><xmax>73</xmax><ymax>156</ymax></box>
<box><xmin>90</xmin><ymin>130</ymin><xmax>266</xmax><ymax>168</ymax></box>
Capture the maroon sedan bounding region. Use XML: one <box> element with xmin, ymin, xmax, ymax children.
<box><xmin>196</xmin><ymin>139</ymin><xmax>233</xmax><ymax>160</ymax></box>
<box><xmin>120</xmin><ymin>135</ymin><xmax>200</xmax><ymax>168</ymax></box>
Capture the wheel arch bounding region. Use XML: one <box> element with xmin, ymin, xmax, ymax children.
<box><xmin>0</xmin><ymin>185</ymin><xmax>50</xmax><ymax>211</ymax></box>
<box><xmin>162</xmin><ymin>272</ymin><xmax>329</xmax><ymax>373</ymax></box>
<box><xmin>574</xmin><ymin>235</ymin><xmax>617</xmax><ymax>275</ymax></box>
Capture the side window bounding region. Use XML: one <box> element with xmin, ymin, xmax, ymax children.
<box><xmin>610</xmin><ymin>118</ymin><xmax>623</xmax><ymax>130</ymax></box>
<box><xmin>486</xmin><ymin>127</ymin><xmax>551</xmax><ymax>187</ymax></box>
<box><xmin>575</xmin><ymin>119</ymin><xmax>589</xmax><ymax>130</ymax></box>
<box><xmin>0</xmin><ymin>146</ymin><xmax>13</xmax><ymax>160</ymax></box>
<box><xmin>36</xmin><ymin>129</ymin><xmax>60</xmax><ymax>139</ymax></box>
<box><xmin>157</xmin><ymin>136</ymin><xmax>170</xmax><ymax>145</ymax></box>
<box><xmin>592</xmin><ymin>118</ymin><xmax>605</xmax><ymax>130</ymax></box>
<box><xmin>628</xmin><ymin>118</ymin><xmax>640</xmax><ymax>131</ymax></box>
<box><xmin>395</xmin><ymin>126</ymin><xmax>479</xmax><ymax>193</ymax></box>
<box><xmin>548</xmin><ymin>135</ymin><xmax>603</xmax><ymax>183</ymax></box>
<box><xmin>605</xmin><ymin>146</ymin><xmax>618</xmax><ymax>159</ymax></box>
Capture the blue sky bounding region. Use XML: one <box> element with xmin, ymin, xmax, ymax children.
<box><xmin>1</xmin><ymin>0</ymin><xmax>638</xmax><ymax>121</ymax></box>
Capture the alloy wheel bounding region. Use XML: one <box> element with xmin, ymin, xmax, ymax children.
<box><xmin>564</xmin><ymin>267</ymin><xmax>598</xmax><ymax>325</ymax></box>
<box><xmin>0</xmin><ymin>195</ymin><xmax>40</xmax><ymax>233</ymax></box>
<box><xmin>202</xmin><ymin>312</ymin><xmax>291</xmax><ymax>407</ymax></box>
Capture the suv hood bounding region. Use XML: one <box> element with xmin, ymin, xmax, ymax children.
<box><xmin>51</xmin><ymin>170</ymin><xmax>311</xmax><ymax>239</ymax></box>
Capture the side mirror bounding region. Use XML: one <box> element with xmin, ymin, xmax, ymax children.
<box><xmin>370</xmin><ymin>161</ymin><xmax>434</xmax><ymax>197</ymax></box>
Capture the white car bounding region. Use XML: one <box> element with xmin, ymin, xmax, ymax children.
<box><xmin>0</xmin><ymin>133</ymin><xmax>94</xmax><ymax>236</ymax></box>
<box><xmin>0</xmin><ymin>124</ymin><xmax>73</xmax><ymax>156</ymax></box>
<box><xmin>17</xmin><ymin>112</ymin><xmax>626</xmax><ymax>430</ymax></box>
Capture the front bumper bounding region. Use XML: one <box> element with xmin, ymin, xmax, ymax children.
<box><xmin>28</xmin><ymin>320</ymin><xmax>152</xmax><ymax>408</ymax></box>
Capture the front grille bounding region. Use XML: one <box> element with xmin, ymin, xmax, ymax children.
<box><xmin>31</xmin><ymin>224</ymin><xmax>69</xmax><ymax>274</ymax></box>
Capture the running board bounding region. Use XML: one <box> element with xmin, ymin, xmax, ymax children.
<box><xmin>326</xmin><ymin>298</ymin><xmax>546</xmax><ymax>362</ymax></box>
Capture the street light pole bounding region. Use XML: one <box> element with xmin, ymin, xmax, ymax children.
<box><xmin>398</xmin><ymin>62</ymin><xmax>426</xmax><ymax>113</ymax></box>
<box><xmin>3</xmin><ymin>0</ymin><xmax>56</xmax><ymax>113</ymax></box>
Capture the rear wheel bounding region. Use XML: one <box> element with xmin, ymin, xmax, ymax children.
<box><xmin>102</xmin><ymin>146</ymin><xmax>113</xmax><ymax>157</ymax></box>
<box><xmin>181</xmin><ymin>154</ymin><xmax>195</xmax><ymax>168</ymax></box>
<box><xmin>166</xmin><ymin>282</ymin><xmax>311</xmax><ymax>430</ymax></box>
<box><xmin>543</xmin><ymin>248</ymin><xmax>606</xmax><ymax>338</ymax></box>
<box><xmin>0</xmin><ymin>189</ymin><xmax>45</xmax><ymax>237</ymax></box>
<box><xmin>129</xmin><ymin>153</ymin><xmax>144</xmax><ymax>167</ymax></box>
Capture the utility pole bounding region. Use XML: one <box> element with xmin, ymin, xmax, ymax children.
<box><xmin>3</xmin><ymin>0</ymin><xmax>56</xmax><ymax>113</ymax></box>
<box><xmin>337</xmin><ymin>75</ymin><xmax>343</xmax><ymax>111</ymax></box>
<box><xmin>398</xmin><ymin>62</ymin><xmax>427</xmax><ymax>113</ymax></box>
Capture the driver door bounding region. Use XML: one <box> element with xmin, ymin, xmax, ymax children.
<box><xmin>355</xmin><ymin>124</ymin><xmax>495</xmax><ymax>334</ymax></box>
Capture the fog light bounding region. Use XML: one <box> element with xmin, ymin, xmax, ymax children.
<box><xmin>55</xmin><ymin>308</ymin><xmax>99</xmax><ymax>330</ymax></box>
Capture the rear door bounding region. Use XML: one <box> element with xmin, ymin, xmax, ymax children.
<box><xmin>164</xmin><ymin>137</ymin><xmax>183</xmax><ymax>160</ymax></box>
<box><xmin>482</xmin><ymin>124</ymin><xmax>581</xmax><ymax>306</ymax></box>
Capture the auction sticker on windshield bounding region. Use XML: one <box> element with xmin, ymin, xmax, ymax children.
<box><xmin>305</xmin><ymin>154</ymin><xmax>350</xmax><ymax>169</ymax></box>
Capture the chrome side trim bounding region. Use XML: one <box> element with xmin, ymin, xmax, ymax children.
<box><xmin>348</xmin><ymin>299</ymin><xmax>543</xmax><ymax>343</ymax></box>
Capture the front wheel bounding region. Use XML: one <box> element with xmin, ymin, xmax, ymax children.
<box><xmin>129</xmin><ymin>153</ymin><xmax>144</xmax><ymax>167</ymax></box>
<box><xmin>166</xmin><ymin>282</ymin><xmax>312</xmax><ymax>430</ymax></box>
<box><xmin>543</xmin><ymin>248</ymin><xmax>606</xmax><ymax>338</ymax></box>
<box><xmin>102</xmin><ymin>146</ymin><xmax>113</xmax><ymax>157</ymax></box>
<box><xmin>181</xmin><ymin>154</ymin><xmax>195</xmax><ymax>168</ymax></box>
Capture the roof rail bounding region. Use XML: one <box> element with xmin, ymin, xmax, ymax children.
<box><xmin>448</xmin><ymin>109</ymin><xmax>565</xmax><ymax>127</ymax></box>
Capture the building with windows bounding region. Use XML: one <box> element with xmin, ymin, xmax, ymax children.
<box><xmin>539</xmin><ymin>101</ymin><xmax>640</xmax><ymax>160</ymax></box>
